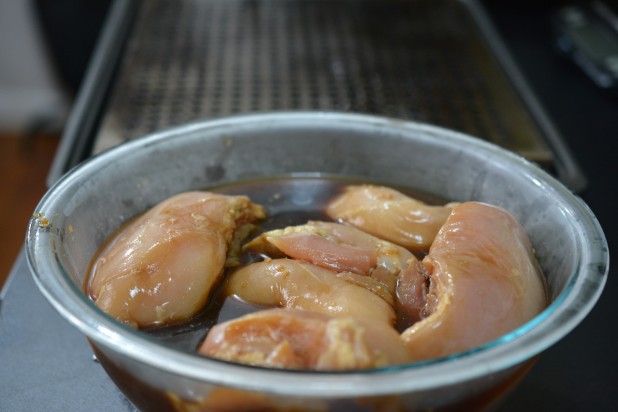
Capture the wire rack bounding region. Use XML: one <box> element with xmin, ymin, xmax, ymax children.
<box><xmin>94</xmin><ymin>0</ymin><xmax>552</xmax><ymax>166</ymax></box>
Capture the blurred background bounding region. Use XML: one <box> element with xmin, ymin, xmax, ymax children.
<box><xmin>0</xmin><ymin>0</ymin><xmax>110</xmax><ymax>282</ymax></box>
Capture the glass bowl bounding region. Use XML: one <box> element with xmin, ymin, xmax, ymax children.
<box><xmin>26</xmin><ymin>112</ymin><xmax>608</xmax><ymax>411</ymax></box>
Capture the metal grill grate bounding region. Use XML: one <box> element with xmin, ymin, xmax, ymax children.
<box><xmin>94</xmin><ymin>0</ymin><xmax>552</xmax><ymax>165</ymax></box>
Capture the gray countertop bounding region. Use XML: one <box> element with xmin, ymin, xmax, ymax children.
<box><xmin>0</xmin><ymin>251</ymin><xmax>135</xmax><ymax>411</ymax></box>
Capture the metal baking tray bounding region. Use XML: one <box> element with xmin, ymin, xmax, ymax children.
<box><xmin>48</xmin><ymin>0</ymin><xmax>586</xmax><ymax>191</ymax></box>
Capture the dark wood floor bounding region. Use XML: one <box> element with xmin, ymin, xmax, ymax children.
<box><xmin>0</xmin><ymin>133</ymin><xmax>60</xmax><ymax>288</ymax></box>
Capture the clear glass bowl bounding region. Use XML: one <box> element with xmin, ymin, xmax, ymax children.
<box><xmin>26</xmin><ymin>112</ymin><xmax>608</xmax><ymax>411</ymax></box>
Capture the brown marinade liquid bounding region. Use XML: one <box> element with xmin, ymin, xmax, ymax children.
<box><xmin>86</xmin><ymin>176</ymin><xmax>446</xmax><ymax>354</ymax></box>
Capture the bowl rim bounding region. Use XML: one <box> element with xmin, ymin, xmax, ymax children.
<box><xmin>26</xmin><ymin>111</ymin><xmax>609</xmax><ymax>397</ymax></box>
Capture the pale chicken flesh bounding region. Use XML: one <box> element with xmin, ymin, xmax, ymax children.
<box><xmin>400</xmin><ymin>201</ymin><xmax>547</xmax><ymax>361</ymax></box>
<box><xmin>326</xmin><ymin>185</ymin><xmax>454</xmax><ymax>254</ymax></box>
<box><xmin>224</xmin><ymin>258</ymin><xmax>396</xmax><ymax>325</ymax></box>
<box><xmin>243</xmin><ymin>220</ymin><xmax>417</xmax><ymax>302</ymax></box>
<box><xmin>88</xmin><ymin>191</ymin><xmax>265</xmax><ymax>328</ymax></box>
<box><xmin>199</xmin><ymin>308</ymin><xmax>409</xmax><ymax>370</ymax></box>
<box><xmin>87</xmin><ymin>182</ymin><xmax>548</xmax><ymax>369</ymax></box>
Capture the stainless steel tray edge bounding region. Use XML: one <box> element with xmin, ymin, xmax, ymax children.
<box><xmin>464</xmin><ymin>0</ymin><xmax>587</xmax><ymax>191</ymax></box>
<box><xmin>47</xmin><ymin>0</ymin><xmax>138</xmax><ymax>186</ymax></box>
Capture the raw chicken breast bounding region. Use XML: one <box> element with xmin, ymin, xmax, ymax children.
<box><xmin>244</xmin><ymin>220</ymin><xmax>417</xmax><ymax>300</ymax></box>
<box><xmin>400</xmin><ymin>202</ymin><xmax>547</xmax><ymax>361</ymax></box>
<box><xmin>224</xmin><ymin>258</ymin><xmax>396</xmax><ymax>325</ymax></box>
<box><xmin>199</xmin><ymin>308</ymin><xmax>409</xmax><ymax>370</ymax></box>
<box><xmin>89</xmin><ymin>191</ymin><xmax>265</xmax><ymax>328</ymax></box>
<box><xmin>326</xmin><ymin>185</ymin><xmax>454</xmax><ymax>254</ymax></box>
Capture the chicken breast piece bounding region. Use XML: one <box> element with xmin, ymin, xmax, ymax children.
<box><xmin>400</xmin><ymin>202</ymin><xmax>547</xmax><ymax>361</ymax></box>
<box><xmin>199</xmin><ymin>308</ymin><xmax>409</xmax><ymax>370</ymax></box>
<box><xmin>224</xmin><ymin>258</ymin><xmax>396</xmax><ymax>325</ymax></box>
<box><xmin>88</xmin><ymin>191</ymin><xmax>265</xmax><ymax>328</ymax></box>
<box><xmin>244</xmin><ymin>220</ymin><xmax>417</xmax><ymax>301</ymax></box>
<box><xmin>326</xmin><ymin>185</ymin><xmax>454</xmax><ymax>254</ymax></box>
